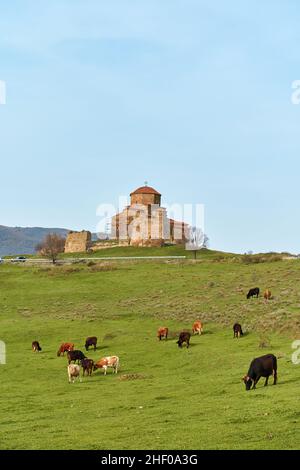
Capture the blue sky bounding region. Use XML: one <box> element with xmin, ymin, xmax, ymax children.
<box><xmin>1</xmin><ymin>0</ymin><xmax>300</xmax><ymax>253</ymax></box>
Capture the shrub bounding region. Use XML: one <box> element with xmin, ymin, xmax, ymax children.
<box><xmin>89</xmin><ymin>262</ymin><xmax>117</xmax><ymax>272</ymax></box>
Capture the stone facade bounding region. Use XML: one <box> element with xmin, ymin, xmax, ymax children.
<box><xmin>64</xmin><ymin>230</ymin><xmax>92</xmax><ymax>253</ymax></box>
<box><xmin>111</xmin><ymin>186</ymin><xmax>189</xmax><ymax>247</ymax></box>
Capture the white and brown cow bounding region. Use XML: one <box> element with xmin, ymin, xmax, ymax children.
<box><xmin>93</xmin><ymin>356</ymin><xmax>119</xmax><ymax>375</ymax></box>
<box><xmin>67</xmin><ymin>364</ymin><xmax>82</xmax><ymax>383</ymax></box>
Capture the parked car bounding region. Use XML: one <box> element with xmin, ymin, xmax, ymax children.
<box><xmin>11</xmin><ymin>256</ymin><xmax>26</xmax><ymax>263</ymax></box>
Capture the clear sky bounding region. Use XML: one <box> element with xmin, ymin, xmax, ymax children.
<box><xmin>1</xmin><ymin>0</ymin><xmax>300</xmax><ymax>253</ymax></box>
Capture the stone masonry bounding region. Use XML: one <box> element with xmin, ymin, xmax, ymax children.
<box><xmin>64</xmin><ymin>230</ymin><xmax>92</xmax><ymax>253</ymax></box>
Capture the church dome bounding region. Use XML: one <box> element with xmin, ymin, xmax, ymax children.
<box><xmin>130</xmin><ymin>185</ymin><xmax>162</xmax><ymax>207</ymax></box>
<box><xmin>130</xmin><ymin>186</ymin><xmax>161</xmax><ymax>196</ymax></box>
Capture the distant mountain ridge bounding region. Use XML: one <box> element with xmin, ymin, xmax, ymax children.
<box><xmin>0</xmin><ymin>226</ymin><xmax>70</xmax><ymax>256</ymax></box>
<box><xmin>0</xmin><ymin>226</ymin><xmax>106</xmax><ymax>256</ymax></box>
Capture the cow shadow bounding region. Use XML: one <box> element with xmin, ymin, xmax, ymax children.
<box><xmin>177</xmin><ymin>343</ymin><xmax>197</xmax><ymax>349</ymax></box>
<box><xmin>86</xmin><ymin>345</ymin><xmax>109</xmax><ymax>353</ymax></box>
<box><xmin>276</xmin><ymin>377</ymin><xmax>299</xmax><ymax>386</ymax></box>
<box><xmin>231</xmin><ymin>331</ymin><xmax>250</xmax><ymax>338</ymax></box>
<box><xmin>90</xmin><ymin>370</ymin><xmax>123</xmax><ymax>379</ymax></box>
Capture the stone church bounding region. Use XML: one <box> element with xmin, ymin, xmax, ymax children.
<box><xmin>111</xmin><ymin>185</ymin><xmax>188</xmax><ymax>247</ymax></box>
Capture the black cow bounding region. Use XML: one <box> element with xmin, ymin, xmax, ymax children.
<box><xmin>177</xmin><ymin>331</ymin><xmax>191</xmax><ymax>348</ymax></box>
<box><xmin>67</xmin><ymin>350</ymin><xmax>86</xmax><ymax>365</ymax></box>
<box><xmin>233</xmin><ymin>323</ymin><xmax>243</xmax><ymax>338</ymax></box>
<box><xmin>85</xmin><ymin>336</ymin><xmax>97</xmax><ymax>351</ymax></box>
<box><xmin>247</xmin><ymin>287</ymin><xmax>260</xmax><ymax>299</ymax></box>
<box><xmin>32</xmin><ymin>341</ymin><xmax>42</xmax><ymax>352</ymax></box>
<box><xmin>81</xmin><ymin>358</ymin><xmax>94</xmax><ymax>376</ymax></box>
<box><xmin>243</xmin><ymin>354</ymin><xmax>277</xmax><ymax>390</ymax></box>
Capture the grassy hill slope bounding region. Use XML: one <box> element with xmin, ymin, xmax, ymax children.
<box><xmin>1</xmin><ymin>258</ymin><xmax>300</xmax><ymax>449</ymax></box>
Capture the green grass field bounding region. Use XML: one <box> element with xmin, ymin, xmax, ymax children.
<box><xmin>1</xmin><ymin>252</ymin><xmax>300</xmax><ymax>449</ymax></box>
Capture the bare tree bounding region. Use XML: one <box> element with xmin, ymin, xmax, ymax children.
<box><xmin>185</xmin><ymin>227</ymin><xmax>209</xmax><ymax>259</ymax></box>
<box><xmin>35</xmin><ymin>233</ymin><xmax>66</xmax><ymax>264</ymax></box>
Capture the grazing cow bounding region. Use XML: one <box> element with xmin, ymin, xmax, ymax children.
<box><xmin>85</xmin><ymin>336</ymin><xmax>97</xmax><ymax>351</ymax></box>
<box><xmin>81</xmin><ymin>358</ymin><xmax>94</xmax><ymax>377</ymax></box>
<box><xmin>67</xmin><ymin>364</ymin><xmax>82</xmax><ymax>384</ymax></box>
<box><xmin>67</xmin><ymin>350</ymin><xmax>86</xmax><ymax>365</ymax></box>
<box><xmin>243</xmin><ymin>354</ymin><xmax>277</xmax><ymax>391</ymax></box>
<box><xmin>247</xmin><ymin>287</ymin><xmax>260</xmax><ymax>299</ymax></box>
<box><xmin>264</xmin><ymin>289</ymin><xmax>272</xmax><ymax>300</ymax></box>
<box><xmin>157</xmin><ymin>327</ymin><xmax>168</xmax><ymax>341</ymax></box>
<box><xmin>177</xmin><ymin>331</ymin><xmax>191</xmax><ymax>348</ymax></box>
<box><xmin>233</xmin><ymin>323</ymin><xmax>243</xmax><ymax>338</ymax></box>
<box><xmin>192</xmin><ymin>321</ymin><xmax>203</xmax><ymax>335</ymax></box>
<box><xmin>57</xmin><ymin>342</ymin><xmax>74</xmax><ymax>357</ymax></box>
<box><xmin>93</xmin><ymin>356</ymin><xmax>119</xmax><ymax>375</ymax></box>
<box><xmin>32</xmin><ymin>341</ymin><xmax>42</xmax><ymax>352</ymax></box>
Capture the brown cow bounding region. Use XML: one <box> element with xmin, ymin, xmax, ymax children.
<box><xmin>264</xmin><ymin>289</ymin><xmax>272</xmax><ymax>300</ymax></box>
<box><xmin>192</xmin><ymin>321</ymin><xmax>203</xmax><ymax>335</ymax></box>
<box><xmin>57</xmin><ymin>342</ymin><xmax>74</xmax><ymax>357</ymax></box>
<box><xmin>177</xmin><ymin>331</ymin><xmax>191</xmax><ymax>348</ymax></box>
<box><xmin>93</xmin><ymin>356</ymin><xmax>119</xmax><ymax>375</ymax></box>
<box><xmin>32</xmin><ymin>341</ymin><xmax>42</xmax><ymax>352</ymax></box>
<box><xmin>85</xmin><ymin>336</ymin><xmax>97</xmax><ymax>351</ymax></box>
<box><xmin>81</xmin><ymin>358</ymin><xmax>94</xmax><ymax>376</ymax></box>
<box><xmin>233</xmin><ymin>323</ymin><xmax>243</xmax><ymax>338</ymax></box>
<box><xmin>157</xmin><ymin>327</ymin><xmax>168</xmax><ymax>341</ymax></box>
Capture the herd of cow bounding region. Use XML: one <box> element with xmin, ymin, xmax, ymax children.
<box><xmin>157</xmin><ymin>288</ymin><xmax>277</xmax><ymax>391</ymax></box>
<box><xmin>31</xmin><ymin>287</ymin><xmax>277</xmax><ymax>391</ymax></box>
<box><xmin>32</xmin><ymin>337</ymin><xmax>119</xmax><ymax>384</ymax></box>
